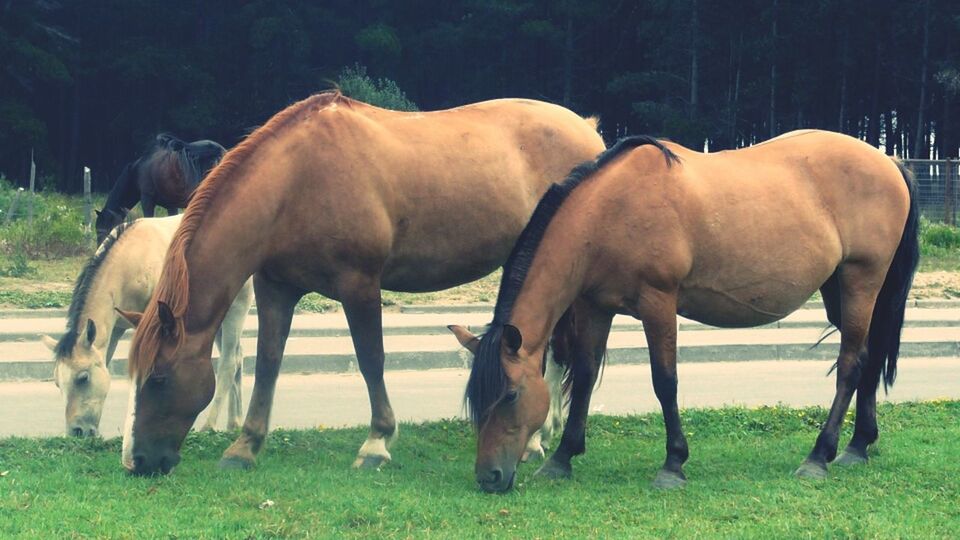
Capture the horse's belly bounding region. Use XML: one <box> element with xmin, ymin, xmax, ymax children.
<box><xmin>676</xmin><ymin>280</ymin><xmax>817</xmax><ymax>328</ymax></box>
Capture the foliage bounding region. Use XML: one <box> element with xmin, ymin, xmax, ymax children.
<box><xmin>336</xmin><ymin>64</ymin><xmax>418</xmax><ymax>111</ymax></box>
<box><xmin>919</xmin><ymin>217</ymin><xmax>960</xmax><ymax>266</ymax></box>
<box><xmin>0</xmin><ymin>289</ymin><xmax>70</xmax><ymax>308</ymax></box>
<box><xmin>0</xmin><ymin>181</ymin><xmax>92</xmax><ymax>259</ymax></box>
<box><xmin>0</xmin><ymin>401</ymin><xmax>958</xmax><ymax>537</ymax></box>
<box><xmin>2</xmin><ymin>1</ymin><xmax>959</xmax><ymax>191</ymax></box>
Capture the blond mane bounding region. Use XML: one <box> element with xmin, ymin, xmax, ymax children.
<box><xmin>128</xmin><ymin>90</ymin><xmax>350</xmax><ymax>383</ymax></box>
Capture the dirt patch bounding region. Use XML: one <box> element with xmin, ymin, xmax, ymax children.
<box><xmin>910</xmin><ymin>271</ymin><xmax>960</xmax><ymax>299</ymax></box>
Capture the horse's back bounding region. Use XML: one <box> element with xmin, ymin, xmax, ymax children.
<box><xmin>278</xmin><ymin>97</ymin><xmax>605</xmax><ymax>292</ymax></box>
<box><xmin>579</xmin><ymin>131</ymin><xmax>908</xmax><ymax>327</ymax></box>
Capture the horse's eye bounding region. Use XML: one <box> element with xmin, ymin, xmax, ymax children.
<box><xmin>504</xmin><ymin>390</ymin><xmax>519</xmax><ymax>404</ymax></box>
<box><xmin>75</xmin><ymin>372</ymin><xmax>90</xmax><ymax>386</ymax></box>
<box><xmin>149</xmin><ymin>374</ymin><xmax>168</xmax><ymax>387</ymax></box>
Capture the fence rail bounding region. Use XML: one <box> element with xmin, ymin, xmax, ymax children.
<box><xmin>904</xmin><ymin>159</ymin><xmax>957</xmax><ymax>224</ymax></box>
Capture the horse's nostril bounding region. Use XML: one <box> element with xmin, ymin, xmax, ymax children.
<box><xmin>70</xmin><ymin>427</ymin><xmax>84</xmax><ymax>438</ymax></box>
<box><xmin>87</xmin><ymin>427</ymin><xmax>98</xmax><ymax>437</ymax></box>
<box><xmin>133</xmin><ymin>454</ymin><xmax>145</xmax><ymax>471</ymax></box>
<box><xmin>488</xmin><ymin>468</ymin><xmax>503</xmax><ymax>484</ymax></box>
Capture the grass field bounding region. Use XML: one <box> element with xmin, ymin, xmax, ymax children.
<box><xmin>1</xmin><ymin>401</ymin><xmax>957</xmax><ymax>538</ymax></box>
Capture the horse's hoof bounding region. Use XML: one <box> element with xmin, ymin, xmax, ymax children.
<box><xmin>832</xmin><ymin>449</ymin><xmax>868</xmax><ymax>467</ymax></box>
<box><xmin>218</xmin><ymin>455</ymin><xmax>254</xmax><ymax>470</ymax></box>
<box><xmin>652</xmin><ymin>469</ymin><xmax>686</xmax><ymax>490</ymax></box>
<box><xmin>794</xmin><ymin>459</ymin><xmax>828</xmax><ymax>480</ymax></box>
<box><xmin>534</xmin><ymin>458</ymin><xmax>572</xmax><ymax>480</ymax></box>
<box><xmin>352</xmin><ymin>454</ymin><xmax>388</xmax><ymax>470</ymax></box>
<box><xmin>521</xmin><ymin>445</ymin><xmax>546</xmax><ymax>463</ymax></box>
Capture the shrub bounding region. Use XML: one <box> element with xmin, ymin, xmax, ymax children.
<box><xmin>919</xmin><ymin>217</ymin><xmax>960</xmax><ymax>257</ymax></box>
<box><xmin>0</xmin><ymin>181</ymin><xmax>93</xmax><ymax>258</ymax></box>
<box><xmin>336</xmin><ymin>64</ymin><xmax>417</xmax><ymax>112</ymax></box>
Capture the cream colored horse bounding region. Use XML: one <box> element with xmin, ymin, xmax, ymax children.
<box><xmin>42</xmin><ymin>215</ymin><xmax>253</xmax><ymax>436</ymax></box>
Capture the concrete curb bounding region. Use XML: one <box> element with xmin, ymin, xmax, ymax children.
<box><xmin>5</xmin><ymin>339</ymin><xmax>957</xmax><ymax>382</ymax></box>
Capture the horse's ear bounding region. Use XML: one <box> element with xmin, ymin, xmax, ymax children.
<box><xmin>157</xmin><ymin>301</ymin><xmax>176</xmax><ymax>337</ymax></box>
<box><xmin>85</xmin><ymin>319</ymin><xmax>97</xmax><ymax>347</ymax></box>
<box><xmin>115</xmin><ymin>308</ymin><xmax>143</xmax><ymax>327</ymax></box>
<box><xmin>447</xmin><ymin>325</ymin><xmax>480</xmax><ymax>355</ymax></box>
<box><xmin>41</xmin><ymin>335</ymin><xmax>58</xmax><ymax>352</ymax></box>
<box><xmin>502</xmin><ymin>324</ymin><xmax>523</xmax><ymax>355</ymax></box>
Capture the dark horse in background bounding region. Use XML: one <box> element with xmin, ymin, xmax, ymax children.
<box><xmin>95</xmin><ymin>134</ymin><xmax>226</xmax><ymax>245</ymax></box>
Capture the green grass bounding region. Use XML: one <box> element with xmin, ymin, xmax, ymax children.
<box><xmin>1</xmin><ymin>402</ymin><xmax>958</xmax><ymax>538</ymax></box>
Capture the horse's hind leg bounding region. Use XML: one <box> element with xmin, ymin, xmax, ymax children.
<box><xmin>220</xmin><ymin>275</ymin><xmax>302</xmax><ymax>470</ymax></box>
<box><xmin>819</xmin><ymin>269</ymin><xmax>879</xmax><ymax>466</ymax></box>
<box><xmin>536</xmin><ymin>300</ymin><xmax>612</xmax><ymax>480</ymax></box>
<box><xmin>340</xmin><ymin>275</ymin><xmax>397</xmax><ymax>469</ymax></box>
<box><xmin>797</xmin><ymin>262</ymin><xmax>884</xmax><ymax>479</ymax></box>
<box><xmin>834</xmin><ymin>349</ymin><xmax>881</xmax><ymax>466</ymax></box>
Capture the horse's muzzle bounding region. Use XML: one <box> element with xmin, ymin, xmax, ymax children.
<box><xmin>129</xmin><ymin>451</ymin><xmax>181</xmax><ymax>476</ymax></box>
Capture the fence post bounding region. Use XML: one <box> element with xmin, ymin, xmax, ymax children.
<box><xmin>3</xmin><ymin>188</ymin><xmax>22</xmax><ymax>226</ymax></box>
<box><xmin>946</xmin><ymin>159</ymin><xmax>956</xmax><ymax>227</ymax></box>
<box><xmin>83</xmin><ymin>166</ymin><xmax>92</xmax><ymax>229</ymax></box>
<box><xmin>27</xmin><ymin>149</ymin><xmax>35</xmax><ymax>226</ymax></box>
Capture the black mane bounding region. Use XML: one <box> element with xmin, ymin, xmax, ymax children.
<box><xmin>54</xmin><ymin>220</ymin><xmax>135</xmax><ymax>358</ymax></box>
<box><xmin>464</xmin><ymin>135</ymin><xmax>680</xmax><ymax>426</ymax></box>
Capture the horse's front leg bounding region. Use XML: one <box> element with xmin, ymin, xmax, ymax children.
<box><xmin>164</xmin><ymin>206</ymin><xmax>178</xmax><ymax>216</ymax></box>
<box><xmin>340</xmin><ymin>274</ymin><xmax>397</xmax><ymax>469</ymax></box>
<box><xmin>200</xmin><ymin>329</ymin><xmax>227</xmax><ymax>431</ymax></box>
<box><xmin>219</xmin><ymin>275</ymin><xmax>301</xmax><ymax>469</ymax></box>
<box><xmin>140</xmin><ymin>195</ymin><xmax>156</xmax><ymax>218</ymax></box>
<box><xmin>643</xmin><ymin>292</ymin><xmax>688</xmax><ymax>489</ymax></box>
<box><xmin>523</xmin><ymin>356</ymin><xmax>566</xmax><ymax>462</ymax></box>
<box><xmin>536</xmin><ymin>301</ymin><xmax>612</xmax><ymax>480</ymax></box>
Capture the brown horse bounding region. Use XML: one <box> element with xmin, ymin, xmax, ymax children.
<box><xmin>119</xmin><ymin>91</ymin><xmax>605</xmax><ymax>475</ymax></box>
<box><xmin>450</xmin><ymin>130</ymin><xmax>919</xmax><ymax>493</ymax></box>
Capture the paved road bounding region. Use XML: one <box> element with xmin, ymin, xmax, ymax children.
<box><xmin>2</xmin><ymin>357</ymin><xmax>956</xmax><ymax>438</ymax></box>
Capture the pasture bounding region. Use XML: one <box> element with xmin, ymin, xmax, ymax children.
<box><xmin>1</xmin><ymin>401</ymin><xmax>957</xmax><ymax>538</ymax></box>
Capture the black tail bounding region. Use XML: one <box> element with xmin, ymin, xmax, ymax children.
<box><xmin>868</xmin><ymin>159</ymin><xmax>920</xmax><ymax>391</ymax></box>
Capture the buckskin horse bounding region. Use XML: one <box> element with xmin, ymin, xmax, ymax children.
<box><xmin>450</xmin><ymin>130</ymin><xmax>919</xmax><ymax>493</ymax></box>
<box><xmin>120</xmin><ymin>91</ymin><xmax>605</xmax><ymax>475</ymax></box>
<box><xmin>95</xmin><ymin>134</ymin><xmax>226</xmax><ymax>245</ymax></box>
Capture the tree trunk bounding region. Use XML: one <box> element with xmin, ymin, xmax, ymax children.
<box><xmin>838</xmin><ymin>33</ymin><xmax>848</xmax><ymax>133</ymax></box>
<box><xmin>562</xmin><ymin>12</ymin><xmax>573</xmax><ymax>107</ymax></box>
<box><xmin>867</xmin><ymin>37</ymin><xmax>882</xmax><ymax>147</ymax></box>
<box><xmin>884</xmin><ymin>109</ymin><xmax>895</xmax><ymax>155</ymax></box>
<box><xmin>63</xmin><ymin>78</ymin><xmax>81</xmax><ymax>193</ymax></box>
<box><xmin>689</xmin><ymin>0</ymin><xmax>699</xmax><ymax>118</ymax></box>
<box><xmin>913</xmin><ymin>0</ymin><xmax>930</xmax><ymax>159</ymax></box>
<box><xmin>769</xmin><ymin>0</ymin><xmax>778</xmax><ymax>138</ymax></box>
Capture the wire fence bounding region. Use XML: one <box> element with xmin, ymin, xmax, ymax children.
<box><xmin>904</xmin><ymin>159</ymin><xmax>958</xmax><ymax>224</ymax></box>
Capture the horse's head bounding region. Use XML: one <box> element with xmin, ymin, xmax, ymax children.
<box><xmin>451</xmin><ymin>324</ymin><xmax>549</xmax><ymax>493</ymax></box>
<box><xmin>119</xmin><ymin>301</ymin><xmax>216</xmax><ymax>476</ymax></box>
<box><xmin>94</xmin><ymin>208</ymin><xmax>127</xmax><ymax>247</ymax></box>
<box><xmin>42</xmin><ymin>320</ymin><xmax>111</xmax><ymax>438</ymax></box>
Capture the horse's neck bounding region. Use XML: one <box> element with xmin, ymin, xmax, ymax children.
<box><xmin>104</xmin><ymin>162</ymin><xmax>141</xmax><ymax>212</ymax></box>
<box><xmin>508</xmin><ymin>241</ymin><xmax>587</xmax><ymax>356</ymax></box>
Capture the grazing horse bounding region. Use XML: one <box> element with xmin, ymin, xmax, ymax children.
<box><xmin>120</xmin><ymin>91</ymin><xmax>605</xmax><ymax>476</ymax></box>
<box><xmin>41</xmin><ymin>215</ymin><xmax>253</xmax><ymax>439</ymax></box>
<box><xmin>95</xmin><ymin>134</ymin><xmax>226</xmax><ymax>245</ymax></box>
<box><xmin>450</xmin><ymin>130</ymin><xmax>919</xmax><ymax>493</ymax></box>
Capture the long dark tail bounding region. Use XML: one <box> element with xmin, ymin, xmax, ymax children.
<box><xmin>869</xmin><ymin>159</ymin><xmax>920</xmax><ymax>391</ymax></box>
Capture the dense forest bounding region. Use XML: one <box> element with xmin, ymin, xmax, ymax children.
<box><xmin>1</xmin><ymin>0</ymin><xmax>958</xmax><ymax>193</ymax></box>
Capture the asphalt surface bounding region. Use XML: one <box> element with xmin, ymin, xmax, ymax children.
<box><xmin>3</xmin><ymin>357</ymin><xmax>956</xmax><ymax>438</ymax></box>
